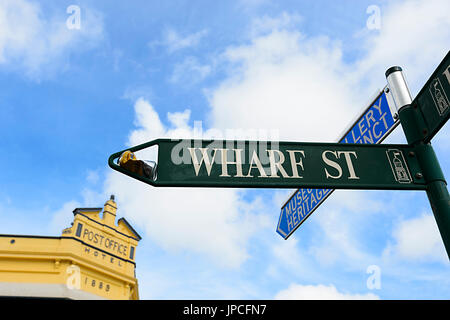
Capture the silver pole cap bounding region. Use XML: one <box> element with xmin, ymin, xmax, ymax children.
<box><xmin>385</xmin><ymin>66</ymin><xmax>412</xmax><ymax>111</ymax></box>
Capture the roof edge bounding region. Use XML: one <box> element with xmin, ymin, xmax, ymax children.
<box><xmin>72</xmin><ymin>207</ymin><xmax>103</xmax><ymax>215</ymax></box>
<box><xmin>118</xmin><ymin>218</ymin><xmax>142</xmax><ymax>241</ymax></box>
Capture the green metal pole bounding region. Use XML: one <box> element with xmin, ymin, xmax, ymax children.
<box><xmin>426</xmin><ymin>177</ymin><xmax>450</xmax><ymax>259</ymax></box>
<box><xmin>386</xmin><ymin>67</ymin><xmax>450</xmax><ymax>260</ymax></box>
<box><xmin>401</xmin><ymin>109</ymin><xmax>450</xmax><ymax>260</ymax></box>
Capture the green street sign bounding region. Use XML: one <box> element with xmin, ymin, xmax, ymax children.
<box><xmin>109</xmin><ymin>139</ymin><xmax>426</xmax><ymax>190</ymax></box>
<box><xmin>411</xmin><ymin>50</ymin><xmax>450</xmax><ymax>142</ymax></box>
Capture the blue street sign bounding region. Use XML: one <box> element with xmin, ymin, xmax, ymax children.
<box><xmin>276</xmin><ymin>88</ymin><xmax>399</xmax><ymax>239</ymax></box>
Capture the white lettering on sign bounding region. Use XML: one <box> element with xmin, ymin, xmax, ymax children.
<box><xmin>247</xmin><ymin>150</ymin><xmax>268</xmax><ymax>178</ymax></box>
<box><xmin>187</xmin><ymin>147</ymin><xmax>218</xmax><ymax>176</ymax></box>
<box><xmin>187</xmin><ymin>148</ymin><xmax>307</xmax><ymax>179</ymax></box>
<box><xmin>322</xmin><ymin>150</ymin><xmax>359</xmax><ymax>180</ymax></box>
<box><xmin>339</xmin><ymin>151</ymin><xmax>360</xmax><ymax>179</ymax></box>
<box><xmin>284</xmin><ymin>188</ymin><xmax>329</xmax><ymax>231</ymax></box>
<box><xmin>344</xmin><ymin>97</ymin><xmax>389</xmax><ymax>144</ymax></box>
<box><xmin>286</xmin><ymin>150</ymin><xmax>306</xmax><ymax>178</ymax></box>
<box><xmin>443</xmin><ymin>64</ymin><xmax>450</xmax><ymax>84</ymax></box>
<box><xmin>186</xmin><ymin>147</ymin><xmax>362</xmax><ymax>181</ymax></box>
<box><xmin>322</xmin><ymin>151</ymin><xmax>342</xmax><ymax>179</ymax></box>
<box><xmin>219</xmin><ymin>149</ymin><xmax>244</xmax><ymax>177</ymax></box>
<box><xmin>267</xmin><ymin>149</ymin><xmax>289</xmax><ymax>178</ymax></box>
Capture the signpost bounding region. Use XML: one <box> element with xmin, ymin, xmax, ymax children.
<box><xmin>108</xmin><ymin>50</ymin><xmax>450</xmax><ymax>259</ymax></box>
<box><xmin>386</xmin><ymin>50</ymin><xmax>450</xmax><ymax>259</ymax></box>
<box><xmin>277</xmin><ymin>88</ymin><xmax>399</xmax><ymax>239</ymax></box>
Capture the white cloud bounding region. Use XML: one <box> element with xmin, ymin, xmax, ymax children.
<box><xmin>249</xmin><ymin>11</ymin><xmax>302</xmax><ymax>37</ymax></box>
<box><xmin>41</xmin><ymin>0</ymin><xmax>449</xmax><ymax>289</ymax></box>
<box><xmin>199</xmin><ymin>2</ymin><xmax>450</xmax><ymax>271</ymax></box>
<box><xmin>0</xmin><ymin>0</ymin><xmax>103</xmax><ymax>78</ymax></box>
<box><xmin>49</xmin><ymin>185</ymin><xmax>108</xmax><ymax>235</ymax></box>
<box><xmin>86</xmin><ymin>169</ymin><xmax>100</xmax><ymax>185</ymax></box>
<box><xmin>271</xmin><ymin>238</ymin><xmax>303</xmax><ymax>270</ymax></box>
<box><xmin>355</xmin><ymin>0</ymin><xmax>450</xmax><ymax>96</ymax></box>
<box><xmin>104</xmin><ymin>98</ymin><xmax>271</xmax><ymax>268</ymax></box>
<box><xmin>207</xmin><ymin>29</ymin><xmax>360</xmax><ymax>142</ymax></box>
<box><xmin>208</xmin><ymin>0</ymin><xmax>450</xmax><ymax>142</ymax></box>
<box><xmin>250</xmin><ymin>11</ymin><xmax>303</xmax><ymax>38</ymax></box>
<box><xmin>274</xmin><ymin>283</ymin><xmax>379</xmax><ymax>300</ymax></box>
<box><xmin>170</xmin><ymin>56</ymin><xmax>211</xmax><ymax>84</ymax></box>
<box><xmin>384</xmin><ymin>213</ymin><xmax>448</xmax><ymax>263</ymax></box>
<box><xmin>122</xmin><ymin>84</ymin><xmax>155</xmax><ymax>102</ymax></box>
<box><xmin>167</xmin><ymin>109</ymin><xmax>191</xmax><ymax>129</ymax></box>
<box><xmin>162</xmin><ymin>27</ymin><xmax>208</xmax><ymax>53</ymax></box>
<box><xmin>49</xmin><ymin>200</ymin><xmax>81</xmax><ymax>234</ymax></box>
<box><xmin>307</xmin><ymin>191</ymin><xmax>384</xmax><ymax>267</ymax></box>
<box><xmin>113</xmin><ymin>1</ymin><xmax>450</xmax><ymax>273</ymax></box>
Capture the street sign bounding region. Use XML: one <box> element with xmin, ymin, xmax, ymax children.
<box><xmin>411</xmin><ymin>50</ymin><xmax>450</xmax><ymax>142</ymax></box>
<box><xmin>277</xmin><ymin>89</ymin><xmax>399</xmax><ymax>239</ymax></box>
<box><xmin>107</xmin><ymin>51</ymin><xmax>450</xmax><ymax>260</ymax></box>
<box><xmin>109</xmin><ymin>139</ymin><xmax>425</xmax><ymax>191</ymax></box>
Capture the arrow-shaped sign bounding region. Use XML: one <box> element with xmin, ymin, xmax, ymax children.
<box><xmin>277</xmin><ymin>88</ymin><xmax>399</xmax><ymax>238</ymax></box>
<box><xmin>109</xmin><ymin>139</ymin><xmax>425</xmax><ymax>191</ymax></box>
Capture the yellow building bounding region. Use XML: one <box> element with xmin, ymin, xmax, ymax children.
<box><xmin>0</xmin><ymin>195</ymin><xmax>141</xmax><ymax>300</ymax></box>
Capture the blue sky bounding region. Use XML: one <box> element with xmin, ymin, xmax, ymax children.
<box><xmin>0</xmin><ymin>0</ymin><xmax>449</xmax><ymax>299</ymax></box>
